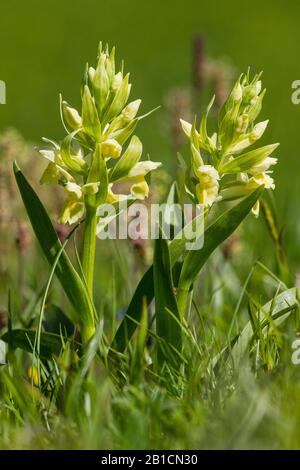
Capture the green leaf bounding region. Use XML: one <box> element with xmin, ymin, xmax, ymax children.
<box><xmin>110</xmin><ymin>212</ymin><xmax>204</xmax><ymax>354</ymax></box>
<box><xmin>178</xmin><ymin>187</ymin><xmax>263</xmax><ymax>293</ymax></box>
<box><xmin>60</xmin><ymin>131</ymin><xmax>88</xmax><ymax>175</ymax></box>
<box><xmin>82</xmin><ymin>85</ymin><xmax>102</xmax><ymax>140</ymax></box>
<box><xmin>103</xmin><ymin>74</ymin><xmax>130</xmax><ymax>124</ymax></box>
<box><xmin>164</xmin><ymin>182</ymin><xmax>183</xmax><ymax>235</ymax></box>
<box><xmin>1</xmin><ymin>329</ymin><xmax>66</xmax><ymax>359</ymax></box>
<box><xmin>110</xmin><ymin>135</ymin><xmax>142</xmax><ymax>183</ymax></box>
<box><xmin>13</xmin><ymin>162</ymin><xmax>94</xmax><ymax>328</ymax></box>
<box><xmin>110</xmin><ymin>119</ymin><xmax>138</xmax><ymax>145</ymax></box>
<box><xmin>221</xmin><ymin>143</ymin><xmax>279</xmax><ymax>174</ymax></box>
<box><xmin>93</xmin><ymin>53</ymin><xmax>109</xmax><ymax>116</ymax></box>
<box><xmin>199</xmin><ymin>96</ymin><xmax>216</xmax><ymax>154</ymax></box>
<box><xmin>154</xmin><ymin>234</ymin><xmax>182</xmax><ymax>368</ymax></box>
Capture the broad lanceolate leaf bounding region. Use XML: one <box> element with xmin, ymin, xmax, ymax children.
<box><xmin>178</xmin><ymin>187</ymin><xmax>263</xmax><ymax>293</ymax></box>
<box><xmin>14</xmin><ymin>163</ymin><xmax>94</xmax><ymax>328</ymax></box>
<box><xmin>154</xmin><ymin>235</ymin><xmax>182</xmax><ymax>368</ymax></box>
<box><xmin>1</xmin><ymin>329</ymin><xmax>67</xmax><ymax>359</ymax></box>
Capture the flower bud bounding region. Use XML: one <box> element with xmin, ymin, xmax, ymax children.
<box><xmin>121</xmin><ymin>99</ymin><xmax>141</xmax><ymax>122</ymax></box>
<box><xmin>243</xmin><ymin>80</ymin><xmax>261</xmax><ymax>105</ymax></box>
<box><xmin>235</xmin><ymin>113</ymin><xmax>249</xmax><ymax>134</ymax></box>
<box><xmin>256</xmin><ymin>80</ymin><xmax>262</xmax><ymax>95</ymax></box>
<box><xmin>105</xmin><ymin>47</ymin><xmax>115</xmax><ymax>84</ymax></box>
<box><xmin>180</xmin><ymin>119</ymin><xmax>192</xmax><ymax>138</ymax></box>
<box><xmin>250</xmin><ymin>120</ymin><xmax>268</xmax><ymax>143</ymax></box>
<box><xmin>93</xmin><ymin>53</ymin><xmax>110</xmax><ymax>115</ymax></box>
<box><xmin>232</xmin><ymin>82</ymin><xmax>243</xmax><ymax>101</ymax></box>
<box><xmin>62</xmin><ymin>101</ymin><xmax>82</xmax><ymax>130</ymax></box>
<box><xmin>248</xmin><ymin>89</ymin><xmax>266</xmax><ymax>122</ymax></box>
<box><xmin>104</xmin><ymin>74</ymin><xmax>131</xmax><ymax>123</ymax></box>
<box><xmin>88</xmin><ymin>67</ymin><xmax>95</xmax><ymax>82</ymax></box>
<box><xmin>101</xmin><ymin>139</ymin><xmax>122</xmax><ymax>159</ymax></box>
<box><xmin>112</xmin><ymin>72</ymin><xmax>123</xmax><ymax>92</ymax></box>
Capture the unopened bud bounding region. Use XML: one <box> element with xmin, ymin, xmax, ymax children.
<box><xmin>62</xmin><ymin>101</ymin><xmax>82</xmax><ymax>130</ymax></box>
<box><xmin>256</xmin><ymin>80</ymin><xmax>262</xmax><ymax>95</ymax></box>
<box><xmin>243</xmin><ymin>81</ymin><xmax>261</xmax><ymax>104</ymax></box>
<box><xmin>250</xmin><ymin>120</ymin><xmax>268</xmax><ymax>142</ymax></box>
<box><xmin>112</xmin><ymin>72</ymin><xmax>123</xmax><ymax>92</ymax></box>
<box><xmin>235</xmin><ymin>113</ymin><xmax>249</xmax><ymax>134</ymax></box>
<box><xmin>121</xmin><ymin>99</ymin><xmax>141</xmax><ymax>122</ymax></box>
<box><xmin>88</xmin><ymin>67</ymin><xmax>95</xmax><ymax>82</ymax></box>
<box><xmin>232</xmin><ymin>82</ymin><xmax>243</xmax><ymax>101</ymax></box>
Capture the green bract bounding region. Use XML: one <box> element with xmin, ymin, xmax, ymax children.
<box><xmin>39</xmin><ymin>43</ymin><xmax>161</xmax><ymax>225</ymax></box>
<box><xmin>181</xmin><ymin>71</ymin><xmax>279</xmax><ymax>216</ymax></box>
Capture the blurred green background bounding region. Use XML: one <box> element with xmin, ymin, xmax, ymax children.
<box><xmin>0</xmin><ymin>0</ymin><xmax>299</xmax><ymax>264</ymax></box>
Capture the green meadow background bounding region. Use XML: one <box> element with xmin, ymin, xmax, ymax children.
<box><xmin>0</xmin><ymin>0</ymin><xmax>299</xmax><ymax>264</ymax></box>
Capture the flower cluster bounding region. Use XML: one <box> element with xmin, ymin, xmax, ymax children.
<box><xmin>39</xmin><ymin>43</ymin><xmax>161</xmax><ymax>224</ymax></box>
<box><xmin>180</xmin><ymin>72</ymin><xmax>278</xmax><ymax>216</ymax></box>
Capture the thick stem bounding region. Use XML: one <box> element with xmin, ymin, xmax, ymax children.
<box><xmin>81</xmin><ymin>205</ymin><xmax>97</xmax><ymax>342</ymax></box>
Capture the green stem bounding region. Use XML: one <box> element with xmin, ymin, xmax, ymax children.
<box><xmin>177</xmin><ymin>286</ymin><xmax>190</xmax><ymax>320</ymax></box>
<box><xmin>176</xmin><ymin>208</ymin><xmax>209</xmax><ymax>319</ymax></box>
<box><xmin>81</xmin><ymin>205</ymin><xmax>97</xmax><ymax>342</ymax></box>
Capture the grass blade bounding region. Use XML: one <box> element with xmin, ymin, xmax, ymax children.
<box><xmin>212</xmin><ymin>287</ymin><xmax>300</xmax><ymax>370</ymax></box>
